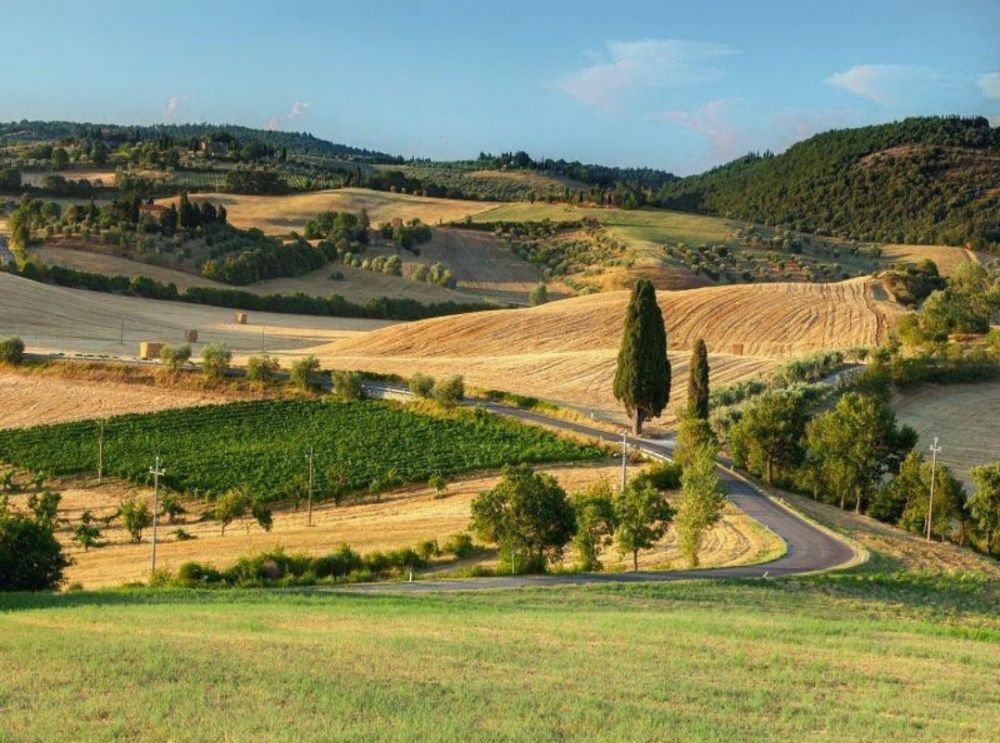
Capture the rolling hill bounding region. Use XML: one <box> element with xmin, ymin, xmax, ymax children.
<box><xmin>656</xmin><ymin>116</ymin><xmax>1000</xmax><ymax>250</ymax></box>
<box><xmin>320</xmin><ymin>277</ymin><xmax>900</xmax><ymax>421</ymax></box>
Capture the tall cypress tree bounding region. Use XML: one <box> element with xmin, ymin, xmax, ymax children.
<box><xmin>613</xmin><ymin>279</ymin><xmax>671</xmax><ymax>435</ymax></box>
<box><xmin>687</xmin><ymin>338</ymin><xmax>710</xmax><ymax>420</ymax></box>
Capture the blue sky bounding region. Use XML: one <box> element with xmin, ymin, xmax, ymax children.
<box><xmin>1</xmin><ymin>0</ymin><xmax>997</xmax><ymax>174</ymax></box>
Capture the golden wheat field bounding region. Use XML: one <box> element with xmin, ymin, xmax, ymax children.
<box><xmin>42</xmin><ymin>461</ymin><xmax>781</xmax><ymax>588</ymax></box>
<box><xmin>0</xmin><ymin>370</ymin><xmax>230</xmax><ymax>428</ymax></box>
<box><xmin>160</xmin><ymin>188</ymin><xmax>495</xmax><ymax>234</ymax></box>
<box><xmin>880</xmin><ymin>243</ymin><xmax>985</xmax><ymax>276</ymax></box>
<box><xmin>316</xmin><ymin>277</ymin><xmax>896</xmax><ymax>422</ymax></box>
<box><xmin>0</xmin><ymin>271</ymin><xmax>391</xmax><ymax>359</ymax></box>
<box><xmin>893</xmin><ymin>381</ymin><xmax>1000</xmax><ymax>491</ymax></box>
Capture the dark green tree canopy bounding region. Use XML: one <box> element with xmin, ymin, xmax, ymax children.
<box><xmin>687</xmin><ymin>338</ymin><xmax>710</xmax><ymax>420</ymax></box>
<box><xmin>613</xmin><ymin>279</ymin><xmax>671</xmax><ymax>434</ymax></box>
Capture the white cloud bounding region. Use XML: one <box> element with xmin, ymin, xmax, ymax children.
<box><xmin>825</xmin><ymin>64</ymin><xmax>939</xmax><ymax>105</ymax></box>
<box><xmin>558</xmin><ymin>39</ymin><xmax>736</xmax><ymax>113</ymax></box>
<box><xmin>655</xmin><ymin>98</ymin><xmax>743</xmax><ymax>160</ymax></box>
<box><xmin>979</xmin><ymin>72</ymin><xmax>1000</xmax><ymax>101</ymax></box>
<box><xmin>265</xmin><ymin>100</ymin><xmax>311</xmax><ymax>130</ymax></box>
<box><xmin>162</xmin><ymin>94</ymin><xmax>190</xmax><ymax>121</ymax></box>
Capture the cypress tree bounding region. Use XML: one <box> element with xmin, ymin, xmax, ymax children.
<box><xmin>687</xmin><ymin>338</ymin><xmax>710</xmax><ymax>420</ymax></box>
<box><xmin>613</xmin><ymin>279</ymin><xmax>671</xmax><ymax>435</ymax></box>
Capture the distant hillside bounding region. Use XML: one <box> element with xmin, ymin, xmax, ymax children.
<box><xmin>656</xmin><ymin>116</ymin><xmax>1000</xmax><ymax>250</ymax></box>
<box><xmin>0</xmin><ymin>120</ymin><xmax>397</xmax><ymax>162</ymax></box>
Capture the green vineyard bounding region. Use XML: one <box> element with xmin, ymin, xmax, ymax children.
<box><xmin>0</xmin><ymin>399</ymin><xmax>603</xmax><ymax>500</ymax></box>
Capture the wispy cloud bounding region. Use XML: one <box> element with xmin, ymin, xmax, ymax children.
<box><xmin>979</xmin><ymin>72</ymin><xmax>1000</xmax><ymax>101</ymax></box>
<box><xmin>825</xmin><ymin>64</ymin><xmax>940</xmax><ymax>105</ymax></box>
<box><xmin>655</xmin><ymin>98</ymin><xmax>743</xmax><ymax>161</ymax></box>
<box><xmin>558</xmin><ymin>39</ymin><xmax>736</xmax><ymax>113</ymax></box>
<box><xmin>264</xmin><ymin>100</ymin><xmax>311</xmax><ymax>131</ymax></box>
<box><xmin>162</xmin><ymin>94</ymin><xmax>190</xmax><ymax>121</ymax></box>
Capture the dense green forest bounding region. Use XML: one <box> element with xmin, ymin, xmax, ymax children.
<box><xmin>656</xmin><ymin>116</ymin><xmax>1000</xmax><ymax>250</ymax></box>
<box><xmin>0</xmin><ymin>120</ymin><xmax>395</xmax><ymax>161</ymax></box>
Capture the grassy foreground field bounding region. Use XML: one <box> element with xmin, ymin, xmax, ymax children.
<box><xmin>1</xmin><ymin>574</ymin><xmax>997</xmax><ymax>740</ymax></box>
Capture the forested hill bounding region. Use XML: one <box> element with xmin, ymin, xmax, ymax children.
<box><xmin>0</xmin><ymin>121</ymin><xmax>398</xmax><ymax>162</ymax></box>
<box><xmin>656</xmin><ymin>116</ymin><xmax>1000</xmax><ymax>250</ymax></box>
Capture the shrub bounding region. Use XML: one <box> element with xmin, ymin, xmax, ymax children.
<box><xmin>429</xmin><ymin>473</ymin><xmax>448</xmax><ymax>498</ymax></box>
<box><xmin>119</xmin><ymin>497</ymin><xmax>151</xmax><ymax>543</ymax></box>
<box><xmin>332</xmin><ymin>370</ymin><xmax>364</xmax><ymax>401</ymax></box>
<box><xmin>0</xmin><ymin>336</ymin><xmax>25</xmax><ymax>365</ymax></box>
<box><xmin>246</xmin><ymin>354</ymin><xmax>281</xmax><ymax>384</ymax></box>
<box><xmin>433</xmin><ymin>375</ymin><xmax>465</xmax><ymax>407</ymax></box>
<box><xmin>0</xmin><ymin>495</ymin><xmax>69</xmax><ymax>591</ymax></box>
<box><xmin>159</xmin><ymin>344</ymin><xmax>192</xmax><ymax>371</ymax></box>
<box><xmin>408</xmin><ymin>373</ymin><xmax>435</xmax><ymax>398</ymax></box>
<box><xmin>442</xmin><ymin>532</ymin><xmax>475</xmax><ymax>559</ymax></box>
<box><xmin>201</xmin><ymin>342</ymin><xmax>232</xmax><ymax>378</ymax></box>
<box><xmin>529</xmin><ymin>283</ymin><xmax>548</xmax><ymax>306</ymax></box>
<box><xmin>416</xmin><ymin>539</ymin><xmax>439</xmax><ymax>560</ymax></box>
<box><xmin>641</xmin><ymin>461</ymin><xmax>683</xmax><ymax>490</ymax></box>
<box><xmin>290</xmin><ymin>356</ymin><xmax>322</xmax><ymax>393</ymax></box>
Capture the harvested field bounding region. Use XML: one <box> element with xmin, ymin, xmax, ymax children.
<box><xmin>419</xmin><ymin>228</ymin><xmax>568</xmax><ymax>304</ymax></box>
<box><xmin>328</xmin><ymin>278</ymin><xmax>893</xmax><ymax>359</ymax></box>
<box><xmin>19</xmin><ymin>168</ymin><xmax>116</xmax><ymax>187</ymax></box>
<box><xmin>30</xmin><ymin>242</ymin><xmax>490</xmax><ymax>306</ymax></box>
<box><xmin>162</xmin><ymin>188</ymin><xmax>496</xmax><ymax>234</ymax></box>
<box><xmin>29</xmin><ymin>244</ymin><xmax>224</xmax><ymax>290</ymax></box>
<box><xmin>880</xmin><ymin>243</ymin><xmax>986</xmax><ymax>276</ymax></box>
<box><xmin>0</xmin><ymin>370</ymin><xmax>228</xmax><ymax>429</ymax></box>
<box><xmin>318</xmin><ymin>278</ymin><xmax>897</xmax><ymax>423</ymax></box>
<box><xmin>893</xmin><ymin>382</ymin><xmax>1000</xmax><ymax>491</ymax></box>
<box><xmin>0</xmin><ymin>272</ymin><xmax>391</xmax><ymax>360</ymax></box>
<box><xmin>44</xmin><ymin>461</ymin><xmax>781</xmax><ymax>588</ymax></box>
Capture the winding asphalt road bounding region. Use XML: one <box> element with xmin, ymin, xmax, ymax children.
<box><xmin>340</xmin><ymin>386</ymin><xmax>858</xmax><ymax>592</ymax></box>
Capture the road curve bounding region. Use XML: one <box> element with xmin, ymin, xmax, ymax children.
<box><xmin>342</xmin><ymin>387</ymin><xmax>858</xmax><ymax>592</ymax></box>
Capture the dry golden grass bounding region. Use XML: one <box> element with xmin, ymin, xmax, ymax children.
<box><xmin>44</xmin><ymin>461</ymin><xmax>781</xmax><ymax>588</ymax></box>
<box><xmin>30</xmin><ymin>244</ymin><xmax>224</xmax><ymax>290</ymax></box>
<box><xmin>317</xmin><ymin>278</ymin><xmax>895</xmax><ymax>422</ymax></box>
<box><xmin>19</xmin><ymin>169</ymin><xmax>116</xmax><ymax>187</ymax></box>
<box><xmin>0</xmin><ymin>271</ymin><xmax>392</xmax><ymax>360</ymax></box>
<box><xmin>0</xmin><ymin>370</ymin><xmax>230</xmax><ymax>429</ymax></box>
<box><xmin>771</xmin><ymin>487</ymin><xmax>1000</xmax><ymax>577</ymax></box>
<box><xmin>31</xmin><ymin>240</ymin><xmax>493</xmax><ymax>306</ymax></box>
<box><xmin>893</xmin><ymin>382</ymin><xmax>1000</xmax><ymax>491</ymax></box>
<box><xmin>160</xmin><ymin>188</ymin><xmax>496</xmax><ymax>234</ymax></box>
<box><xmin>880</xmin><ymin>243</ymin><xmax>986</xmax><ymax>276</ymax></box>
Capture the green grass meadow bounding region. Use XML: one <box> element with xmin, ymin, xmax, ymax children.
<box><xmin>1</xmin><ymin>573</ymin><xmax>997</xmax><ymax>741</ymax></box>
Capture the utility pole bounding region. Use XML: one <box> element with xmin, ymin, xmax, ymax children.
<box><xmin>620</xmin><ymin>431</ymin><xmax>628</xmax><ymax>494</ymax></box>
<box><xmin>97</xmin><ymin>420</ymin><xmax>105</xmax><ymax>485</ymax></box>
<box><xmin>261</xmin><ymin>326</ymin><xmax>266</xmax><ymax>352</ymax></box>
<box><xmin>149</xmin><ymin>456</ymin><xmax>165</xmax><ymax>571</ymax></box>
<box><xmin>120</xmin><ymin>316</ymin><xmax>125</xmax><ymax>346</ymax></box>
<box><xmin>926</xmin><ymin>437</ymin><xmax>942</xmax><ymax>541</ymax></box>
<box><xmin>306</xmin><ymin>447</ymin><xmax>314</xmax><ymax>527</ymax></box>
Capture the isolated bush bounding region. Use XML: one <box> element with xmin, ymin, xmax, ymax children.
<box><xmin>246</xmin><ymin>353</ymin><xmax>281</xmax><ymax>384</ymax></box>
<box><xmin>408</xmin><ymin>373</ymin><xmax>435</xmax><ymax>398</ymax></box>
<box><xmin>201</xmin><ymin>342</ymin><xmax>232</xmax><ymax>378</ymax></box>
<box><xmin>433</xmin><ymin>375</ymin><xmax>465</xmax><ymax>407</ymax></box>
<box><xmin>442</xmin><ymin>533</ymin><xmax>475</xmax><ymax>559</ymax></box>
<box><xmin>0</xmin><ymin>336</ymin><xmax>25</xmax><ymax>366</ymax></box>
<box><xmin>529</xmin><ymin>283</ymin><xmax>548</xmax><ymax>306</ymax></box>
<box><xmin>0</xmin><ymin>495</ymin><xmax>69</xmax><ymax>591</ymax></box>
<box><xmin>119</xmin><ymin>497</ymin><xmax>152</xmax><ymax>544</ymax></box>
<box><xmin>429</xmin><ymin>473</ymin><xmax>448</xmax><ymax>498</ymax></box>
<box><xmin>290</xmin><ymin>355</ymin><xmax>322</xmax><ymax>393</ymax></box>
<box><xmin>159</xmin><ymin>344</ymin><xmax>192</xmax><ymax>371</ymax></box>
<box><xmin>332</xmin><ymin>370</ymin><xmax>364</xmax><ymax>401</ymax></box>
